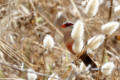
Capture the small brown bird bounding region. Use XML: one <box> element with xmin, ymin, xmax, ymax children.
<box><xmin>61</xmin><ymin>22</ymin><xmax>97</xmax><ymax>70</ymax></box>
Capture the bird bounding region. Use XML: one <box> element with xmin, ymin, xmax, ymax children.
<box><xmin>60</xmin><ymin>21</ymin><xmax>97</xmax><ymax>70</ymax></box>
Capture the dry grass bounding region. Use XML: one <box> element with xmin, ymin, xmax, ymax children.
<box><xmin>0</xmin><ymin>0</ymin><xmax>120</xmax><ymax>80</ymax></box>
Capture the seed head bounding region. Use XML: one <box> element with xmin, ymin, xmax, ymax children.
<box><xmin>85</xmin><ymin>0</ymin><xmax>100</xmax><ymax>17</ymax></box>
<box><xmin>101</xmin><ymin>21</ymin><xmax>119</xmax><ymax>35</ymax></box>
<box><xmin>101</xmin><ymin>62</ymin><xmax>115</xmax><ymax>75</ymax></box>
<box><xmin>79</xmin><ymin>62</ymin><xmax>86</xmax><ymax>72</ymax></box>
<box><xmin>72</xmin><ymin>39</ymin><xmax>84</xmax><ymax>53</ymax></box>
<box><xmin>19</xmin><ymin>5</ymin><xmax>30</xmax><ymax>15</ymax></box>
<box><xmin>98</xmin><ymin>0</ymin><xmax>104</xmax><ymax>5</ymax></box>
<box><xmin>71</xmin><ymin>20</ymin><xmax>84</xmax><ymax>40</ymax></box>
<box><xmin>114</xmin><ymin>5</ymin><xmax>120</xmax><ymax>16</ymax></box>
<box><xmin>87</xmin><ymin>34</ymin><xmax>105</xmax><ymax>51</ymax></box>
<box><xmin>43</xmin><ymin>35</ymin><xmax>55</xmax><ymax>50</ymax></box>
<box><xmin>27</xmin><ymin>68</ymin><xmax>37</xmax><ymax>80</ymax></box>
<box><xmin>48</xmin><ymin>73</ymin><xmax>60</xmax><ymax>80</ymax></box>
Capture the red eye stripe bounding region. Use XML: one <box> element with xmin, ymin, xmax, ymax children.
<box><xmin>61</xmin><ymin>22</ymin><xmax>73</xmax><ymax>28</ymax></box>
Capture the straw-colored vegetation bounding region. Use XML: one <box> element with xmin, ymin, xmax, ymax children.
<box><xmin>0</xmin><ymin>0</ymin><xmax>120</xmax><ymax>80</ymax></box>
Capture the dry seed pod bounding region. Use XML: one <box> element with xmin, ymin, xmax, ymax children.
<box><xmin>98</xmin><ymin>0</ymin><xmax>104</xmax><ymax>4</ymax></box>
<box><xmin>114</xmin><ymin>5</ymin><xmax>120</xmax><ymax>16</ymax></box>
<box><xmin>48</xmin><ymin>73</ymin><xmax>60</xmax><ymax>80</ymax></box>
<box><xmin>19</xmin><ymin>5</ymin><xmax>30</xmax><ymax>15</ymax></box>
<box><xmin>72</xmin><ymin>39</ymin><xmax>84</xmax><ymax>53</ymax></box>
<box><xmin>101</xmin><ymin>21</ymin><xmax>119</xmax><ymax>35</ymax></box>
<box><xmin>27</xmin><ymin>68</ymin><xmax>37</xmax><ymax>80</ymax></box>
<box><xmin>71</xmin><ymin>20</ymin><xmax>84</xmax><ymax>40</ymax></box>
<box><xmin>43</xmin><ymin>35</ymin><xmax>55</xmax><ymax>50</ymax></box>
<box><xmin>79</xmin><ymin>62</ymin><xmax>87</xmax><ymax>72</ymax></box>
<box><xmin>101</xmin><ymin>62</ymin><xmax>115</xmax><ymax>75</ymax></box>
<box><xmin>81</xmin><ymin>0</ymin><xmax>88</xmax><ymax>7</ymax></box>
<box><xmin>85</xmin><ymin>0</ymin><xmax>99</xmax><ymax>17</ymax></box>
<box><xmin>69</xmin><ymin>63</ymin><xmax>81</xmax><ymax>74</ymax></box>
<box><xmin>87</xmin><ymin>34</ymin><xmax>105</xmax><ymax>51</ymax></box>
<box><xmin>113</xmin><ymin>0</ymin><xmax>119</xmax><ymax>7</ymax></box>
